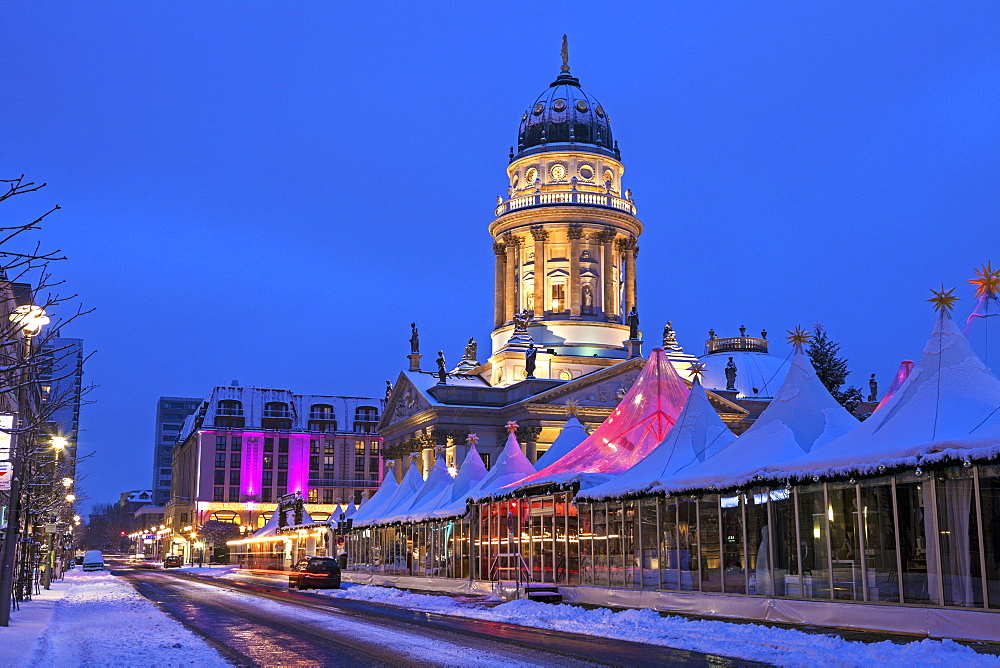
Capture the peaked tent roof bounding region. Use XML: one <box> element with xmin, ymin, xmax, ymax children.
<box><xmin>779</xmin><ymin>313</ymin><xmax>1000</xmax><ymax>477</ymax></box>
<box><xmin>343</xmin><ymin>500</ymin><xmax>357</xmax><ymax>520</ymax></box>
<box><xmin>250</xmin><ymin>503</ymin><xmax>314</xmax><ymax>538</ymax></box>
<box><xmin>511</xmin><ymin>349</ymin><xmax>690</xmax><ymax>490</ymax></box>
<box><xmin>659</xmin><ymin>348</ymin><xmax>857</xmax><ymax>492</ymax></box>
<box><xmin>356</xmin><ymin>461</ymin><xmax>424</xmax><ymax>526</ymax></box>
<box><xmin>385</xmin><ymin>454</ymin><xmax>453</xmax><ymax>523</ymax></box>
<box><xmin>350</xmin><ymin>463</ymin><xmax>401</xmax><ymax>525</ymax></box>
<box><xmin>964</xmin><ymin>290</ymin><xmax>1000</xmax><ymax>372</ymax></box>
<box><xmin>533</xmin><ymin>414</ymin><xmax>588</xmax><ymax>471</ymax></box>
<box><xmin>410</xmin><ymin>444</ymin><xmax>489</xmax><ymax>522</ymax></box>
<box><xmin>872</xmin><ymin>360</ymin><xmax>913</xmax><ymax>413</ymax></box>
<box><xmin>468</xmin><ymin>430</ymin><xmax>537</xmax><ymax>501</ymax></box>
<box><xmin>580</xmin><ymin>377</ymin><xmax>737</xmax><ymax>500</ymax></box>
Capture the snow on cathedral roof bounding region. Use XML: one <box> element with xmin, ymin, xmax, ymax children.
<box><xmin>508</xmin><ymin>349</ymin><xmax>690</xmax><ymax>491</ymax></box>
<box><xmin>408</xmin><ymin>444</ymin><xmax>489</xmax><ymax>522</ymax></box>
<box><xmin>579</xmin><ymin>377</ymin><xmax>737</xmax><ymax>500</ymax></box>
<box><xmin>776</xmin><ymin>313</ymin><xmax>1000</xmax><ymax>478</ymax></box>
<box><xmin>532</xmin><ymin>414</ymin><xmax>588</xmax><ymax>471</ymax></box>
<box><xmin>659</xmin><ymin>347</ymin><xmax>857</xmax><ymax>492</ymax></box>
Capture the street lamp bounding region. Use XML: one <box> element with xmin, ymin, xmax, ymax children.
<box><xmin>65</xmin><ymin>494</ymin><xmax>75</xmax><ymax>503</ymax></box>
<box><xmin>72</xmin><ymin>515</ymin><xmax>80</xmax><ymax>522</ymax></box>
<box><xmin>0</xmin><ymin>304</ymin><xmax>49</xmax><ymax>626</ymax></box>
<box><xmin>51</xmin><ymin>436</ymin><xmax>67</xmax><ymax>452</ymax></box>
<box><xmin>61</xmin><ymin>477</ymin><xmax>73</xmax><ymax>488</ymax></box>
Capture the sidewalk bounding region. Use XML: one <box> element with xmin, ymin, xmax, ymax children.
<box><xmin>4</xmin><ymin>579</ymin><xmax>71</xmax><ymax>667</ymax></box>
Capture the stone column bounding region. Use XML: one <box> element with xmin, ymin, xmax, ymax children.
<box><xmin>568</xmin><ymin>225</ymin><xmax>583</xmax><ymax>319</ymax></box>
<box><xmin>598</xmin><ymin>229</ymin><xmax>617</xmax><ymax>320</ymax></box>
<box><xmin>493</xmin><ymin>241</ymin><xmax>506</xmax><ymax>328</ymax></box>
<box><xmin>530</xmin><ymin>226</ymin><xmax>548</xmax><ymax>317</ymax></box>
<box><xmin>503</xmin><ymin>234</ymin><xmax>519</xmax><ymax>322</ymax></box>
<box><xmin>617</xmin><ymin>236</ymin><xmax>639</xmax><ymax>317</ymax></box>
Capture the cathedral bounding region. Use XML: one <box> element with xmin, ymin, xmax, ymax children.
<box><xmin>379</xmin><ymin>46</ymin><xmax>789</xmax><ymax>477</ymax></box>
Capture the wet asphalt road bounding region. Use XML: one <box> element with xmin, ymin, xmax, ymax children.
<box><xmin>115</xmin><ymin>567</ymin><xmax>767</xmax><ymax>667</ymax></box>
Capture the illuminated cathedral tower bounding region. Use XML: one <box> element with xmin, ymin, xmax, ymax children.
<box><xmin>487</xmin><ymin>39</ymin><xmax>643</xmax><ymax>386</ymax></box>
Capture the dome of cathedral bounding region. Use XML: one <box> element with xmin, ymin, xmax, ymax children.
<box><xmin>515</xmin><ymin>71</ymin><xmax>618</xmax><ymax>161</ymax></box>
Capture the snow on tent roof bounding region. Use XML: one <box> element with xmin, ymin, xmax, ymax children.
<box><xmin>250</xmin><ymin>503</ymin><xmax>314</xmax><ymax>538</ymax></box>
<box><xmin>349</xmin><ymin>463</ymin><xmax>400</xmax><ymax>525</ymax></box>
<box><xmin>467</xmin><ymin>429</ymin><xmax>536</xmax><ymax>501</ymax></box>
<box><xmin>660</xmin><ymin>348</ymin><xmax>857</xmax><ymax>492</ymax></box>
<box><xmin>409</xmin><ymin>444</ymin><xmax>489</xmax><ymax>522</ymax></box>
<box><xmin>579</xmin><ymin>377</ymin><xmax>737</xmax><ymax>500</ymax></box>
<box><xmin>356</xmin><ymin>461</ymin><xmax>424</xmax><ymax>526</ymax></box>
<box><xmin>533</xmin><ymin>414</ymin><xmax>588</xmax><ymax>471</ymax></box>
<box><xmin>778</xmin><ymin>312</ymin><xmax>1000</xmax><ymax>477</ymax></box>
<box><xmin>871</xmin><ymin>360</ymin><xmax>913</xmax><ymax>414</ymax></box>
<box><xmin>511</xmin><ymin>349</ymin><xmax>689</xmax><ymax>490</ymax></box>
<box><xmin>343</xmin><ymin>500</ymin><xmax>357</xmax><ymax>519</ymax></box>
<box><xmin>384</xmin><ymin>454</ymin><xmax>453</xmax><ymax>524</ymax></box>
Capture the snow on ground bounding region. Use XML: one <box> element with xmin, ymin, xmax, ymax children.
<box><xmin>311</xmin><ymin>583</ymin><xmax>999</xmax><ymax>667</ymax></box>
<box><xmin>24</xmin><ymin>568</ymin><xmax>228</xmax><ymax>667</ymax></box>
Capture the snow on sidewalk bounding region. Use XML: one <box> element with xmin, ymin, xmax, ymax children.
<box><xmin>19</xmin><ymin>568</ymin><xmax>228</xmax><ymax>667</ymax></box>
<box><xmin>310</xmin><ymin>584</ymin><xmax>1000</xmax><ymax>667</ymax></box>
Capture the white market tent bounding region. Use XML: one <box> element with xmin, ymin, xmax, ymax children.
<box><xmin>467</xmin><ymin>428</ymin><xmax>536</xmax><ymax>502</ymax></box>
<box><xmin>356</xmin><ymin>461</ymin><xmax>424</xmax><ymax>527</ymax></box>
<box><xmin>532</xmin><ymin>414</ymin><xmax>588</xmax><ymax>471</ymax></box>
<box><xmin>579</xmin><ymin>376</ymin><xmax>737</xmax><ymax>500</ymax></box>
<box><xmin>349</xmin><ymin>465</ymin><xmax>400</xmax><ymax>525</ymax></box>
<box><xmin>383</xmin><ymin>454</ymin><xmax>453</xmax><ymax>524</ymax></box>
<box><xmin>655</xmin><ymin>347</ymin><xmax>857</xmax><ymax>493</ymax></box>
<box><xmin>408</xmin><ymin>444</ymin><xmax>489</xmax><ymax>522</ymax></box>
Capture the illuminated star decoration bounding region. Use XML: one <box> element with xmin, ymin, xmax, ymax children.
<box><xmin>466</xmin><ymin>433</ymin><xmax>479</xmax><ymax>446</ymax></box>
<box><xmin>505</xmin><ymin>420</ymin><xmax>519</xmax><ymax>434</ymax></box>
<box><xmin>927</xmin><ymin>284</ymin><xmax>960</xmax><ymax>313</ymax></box>
<box><xmin>786</xmin><ymin>326</ymin><xmax>812</xmax><ymax>351</ymax></box>
<box><xmin>564</xmin><ymin>399</ymin><xmax>581</xmax><ymax>417</ymax></box>
<box><xmin>969</xmin><ymin>262</ymin><xmax>1000</xmax><ymax>299</ymax></box>
<box><xmin>686</xmin><ymin>361</ymin><xmax>708</xmax><ymax>383</ymax></box>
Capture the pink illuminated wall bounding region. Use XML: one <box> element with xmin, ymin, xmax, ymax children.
<box><xmin>240</xmin><ymin>432</ymin><xmax>264</xmax><ymax>498</ymax></box>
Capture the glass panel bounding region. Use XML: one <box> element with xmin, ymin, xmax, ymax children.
<box><xmin>530</xmin><ymin>499</ymin><xmax>543</xmax><ymax>582</ymax></box>
<box><xmin>677</xmin><ymin>498</ymin><xmax>699</xmax><ymax>591</ymax></box>
<box><xmin>858</xmin><ymin>478</ymin><xmax>900</xmax><ymax>602</ymax></box>
<box><xmin>660</xmin><ymin>498</ymin><xmax>679</xmax><ymax>590</ymax></box>
<box><xmin>722</xmin><ymin>493</ymin><xmax>746</xmax><ymax>594</ymax></box>
<box><xmin>699</xmin><ymin>496</ymin><xmax>722</xmax><ymax>593</ymax></box>
<box><xmin>770</xmin><ymin>487</ymin><xmax>796</xmax><ymax>597</ymax></box>
<box><xmin>640</xmin><ymin>499</ymin><xmax>659</xmax><ymax>590</ymax></box>
<box><xmin>896</xmin><ymin>476</ymin><xmax>933</xmax><ymax>604</ymax></box>
<box><xmin>593</xmin><ymin>502</ymin><xmax>608</xmax><ymax>587</ymax></box>
<box><xmin>828</xmin><ymin>482</ymin><xmax>863</xmax><ymax>601</ymax></box>
<box><xmin>746</xmin><ymin>489</ymin><xmax>770</xmax><ymax>595</ymax></box>
<box><xmin>624</xmin><ymin>501</ymin><xmax>639</xmax><ymax>588</ymax></box>
<box><xmin>981</xmin><ymin>465</ymin><xmax>1000</xmax><ymax>609</ymax></box>
<box><xmin>566</xmin><ymin>496</ymin><xmax>579</xmax><ymax>585</ymax></box>
<box><xmin>796</xmin><ymin>485</ymin><xmax>830</xmax><ymax>599</ymax></box>
<box><xmin>936</xmin><ymin>467</ymin><xmax>982</xmax><ymax>607</ymax></box>
<box><xmin>555</xmin><ymin>495</ymin><xmax>569</xmax><ymax>584</ymax></box>
<box><xmin>608</xmin><ymin>502</ymin><xmax>625</xmax><ymax>588</ymax></box>
<box><xmin>580</xmin><ymin>504</ymin><xmax>594</xmax><ymax>585</ymax></box>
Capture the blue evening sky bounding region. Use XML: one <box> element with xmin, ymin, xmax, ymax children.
<box><xmin>5</xmin><ymin>3</ymin><xmax>999</xmax><ymax>510</ymax></box>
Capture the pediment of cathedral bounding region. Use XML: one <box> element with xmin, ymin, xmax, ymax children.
<box><xmin>523</xmin><ymin>357</ymin><xmax>646</xmax><ymax>408</ymax></box>
<box><xmin>379</xmin><ymin>373</ymin><xmax>433</xmax><ymax>430</ymax></box>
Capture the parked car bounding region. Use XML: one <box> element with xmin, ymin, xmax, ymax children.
<box><xmin>288</xmin><ymin>556</ymin><xmax>341</xmax><ymax>590</ymax></box>
<box><xmin>163</xmin><ymin>555</ymin><xmax>183</xmax><ymax>568</ymax></box>
<box><xmin>73</xmin><ymin>555</ymin><xmax>84</xmax><ymax>566</ymax></box>
<box><xmin>81</xmin><ymin>550</ymin><xmax>105</xmax><ymax>572</ymax></box>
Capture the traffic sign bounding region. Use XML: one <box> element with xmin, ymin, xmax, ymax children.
<box><xmin>0</xmin><ymin>461</ymin><xmax>10</xmax><ymax>491</ymax></box>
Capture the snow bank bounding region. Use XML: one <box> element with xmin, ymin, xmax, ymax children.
<box><xmin>27</xmin><ymin>569</ymin><xmax>227</xmax><ymax>667</ymax></box>
<box><xmin>313</xmin><ymin>584</ymin><xmax>1000</xmax><ymax>666</ymax></box>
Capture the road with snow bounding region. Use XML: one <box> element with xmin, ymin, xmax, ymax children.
<box><xmin>115</xmin><ymin>567</ymin><xmax>756</xmax><ymax>667</ymax></box>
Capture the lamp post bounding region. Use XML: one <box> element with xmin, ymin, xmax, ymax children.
<box><xmin>0</xmin><ymin>305</ymin><xmax>48</xmax><ymax>626</ymax></box>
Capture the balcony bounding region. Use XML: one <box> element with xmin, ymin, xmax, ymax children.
<box><xmin>494</xmin><ymin>190</ymin><xmax>636</xmax><ymax>217</ymax></box>
<box><xmin>263</xmin><ymin>410</ymin><xmax>292</xmax><ymax>418</ymax></box>
<box><xmin>309</xmin><ymin>412</ymin><xmax>336</xmax><ymax>420</ymax></box>
<box><xmin>215</xmin><ymin>408</ymin><xmax>244</xmax><ymax>416</ymax></box>
<box><xmin>704</xmin><ymin>336</ymin><xmax>769</xmax><ymax>355</ymax></box>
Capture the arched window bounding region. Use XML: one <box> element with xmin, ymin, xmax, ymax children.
<box><xmin>263</xmin><ymin>402</ymin><xmax>290</xmax><ymax>417</ymax></box>
<box><xmin>310</xmin><ymin>404</ymin><xmax>334</xmax><ymax>419</ymax></box>
<box><xmin>217</xmin><ymin>400</ymin><xmax>243</xmax><ymax>416</ymax></box>
<box><xmin>210</xmin><ymin>510</ymin><xmax>239</xmax><ymax>524</ymax></box>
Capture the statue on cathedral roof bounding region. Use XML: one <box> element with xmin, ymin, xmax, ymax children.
<box><xmin>512</xmin><ymin>309</ymin><xmax>532</xmax><ymax>332</ymax></box>
<box><xmin>436</xmin><ymin>351</ymin><xmax>447</xmax><ymax>384</ymax></box>
<box><xmin>725</xmin><ymin>357</ymin><xmax>738</xmax><ymax>391</ymax></box>
<box><xmin>626</xmin><ymin>307</ymin><xmax>640</xmax><ymax>340</ymax></box>
<box><xmin>662</xmin><ymin>321</ymin><xmax>683</xmax><ymax>352</ymax></box>
<box><xmin>409</xmin><ymin>323</ymin><xmax>420</xmax><ymax>354</ymax></box>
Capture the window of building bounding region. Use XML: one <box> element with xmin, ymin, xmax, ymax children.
<box><xmin>278</xmin><ymin>438</ymin><xmax>289</xmax><ymax>453</ymax></box>
<box><xmin>355</xmin><ymin>457</ymin><xmax>365</xmax><ymax>472</ymax></box>
<box><xmin>309</xmin><ymin>456</ymin><xmax>319</xmax><ymax>472</ymax></box>
<box><xmin>167</xmin><ymin>402</ymin><xmax>183</xmax><ymax>409</ymax></box>
<box><xmin>370</xmin><ymin>441</ymin><xmax>380</xmax><ymax>454</ymax></box>
<box><xmin>277</xmin><ymin>454</ymin><xmax>288</xmax><ymax>469</ymax></box>
<box><xmin>355</xmin><ymin>441</ymin><xmax>366</xmax><ymax>455</ymax></box>
<box><xmin>229</xmin><ymin>470</ymin><xmax>240</xmax><ymax>485</ymax></box>
<box><xmin>264</xmin><ymin>401</ymin><xmax>289</xmax><ymax>417</ymax></box>
<box><xmin>277</xmin><ymin>472</ymin><xmax>287</xmax><ymax>488</ymax></box>
<box><xmin>307</xmin><ymin>489</ymin><xmax>318</xmax><ymax>503</ymax></box>
<box><xmin>230</xmin><ymin>436</ymin><xmax>242</xmax><ymax>450</ymax></box>
<box><xmin>263</xmin><ymin>454</ymin><xmax>273</xmax><ymax>469</ymax></box>
<box><xmin>354</xmin><ymin>406</ymin><xmax>378</xmax><ymax>422</ymax></box>
<box><xmin>216</xmin><ymin>436</ymin><xmax>227</xmax><ymax>450</ymax></box>
<box><xmin>230</xmin><ymin>453</ymin><xmax>241</xmax><ymax>468</ymax></box>
<box><xmin>215</xmin><ymin>453</ymin><xmax>226</xmax><ymax>467</ymax></box>
<box><xmin>264</xmin><ymin>438</ymin><xmax>274</xmax><ymax>452</ymax></box>
<box><xmin>324</xmin><ymin>456</ymin><xmax>335</xmax><ymax>472</ymax></box>
<box><xmin>262</xmin><ymin>488</ymin><xmax>273</xmax><ymax>502</ymax></box>
<box><xmin>217</xmin><ymin>400</ymin><xmax>243</xmax><ymax>416</ymax></box>
<box><xmin>369</xmin><ymin>473</ymin><xmax>378</xmax><ymax>482</ymax></box>
<box><xmin>262</xmin><ymin>470</ymin><xmax>273</xmax><ymax>485</ymax></box>
<box><xmin>354</xmin><ymin>471</ymin><xmax>364</xmax><ymax>480</ymax></box>
<box><xmin>213</xmin><ymin>487</ymin><xmax>224</xmax><ymax>502</ymax></box>
<box><xmin>323</xmin><ymin>489</ymin><xmax>333</xmax><ymax>504</ymax></box>
<box><xmin>229</xmin><ymin>487</ymin><xmax>239</xmax><ymax>502</ymax></box>
<box><xmin>354</xmin><ymin>422</ymin><xmax>374</xmax><ymax>434</ymax></box>
<box><xmin>369</xmin><ymin>457</ymin><xmax>379</xmax><ymax>471</ymax></box>
<box><xmin>310</xmin><ymin>440</ymin><xmax>320</xmax><ymax>454</ymax></box>
<box><xmin>214</xmin><ymin>470</ymin><xmax>225</xmax><ymax>485</ymax></box>
<box><xmin>551</xmin><ymin>283</ymin><xmax>566</xmax><ymax>311</ymax></box>
<box><xmin>325</xmin><ymin>440</ymin><xmax>336</xmax><ymax>454</ymax></box>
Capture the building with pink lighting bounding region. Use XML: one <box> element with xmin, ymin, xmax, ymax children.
<box><xmin>164</xmin><ymin>385</ymin><xmax>382</xmax><ymax>549</ymax></box>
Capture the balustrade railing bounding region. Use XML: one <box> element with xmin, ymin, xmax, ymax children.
<box><xmin>494</xmin><ymin>190</ymin><xmax>636</xmax><ymax>216</ymax></box>
<box><xmin>704</xmin><ymin>336</ymin><xmax>768</xmax><ymax>355</ymax></box>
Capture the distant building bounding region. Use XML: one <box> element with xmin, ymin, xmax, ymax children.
<box><xmin>118</xmin><ymin>489</ymin><xmax>154</xmax><ymax>533</ymax></box>
<box><xmin>165</xmin><ymin>385</ymin><xmax>382</xmax><ymax>546</ymax></box>
<box><xmin>151</xmin><ymin>397</ymin><xmax>202</xmax><ymax>506</ymax></box>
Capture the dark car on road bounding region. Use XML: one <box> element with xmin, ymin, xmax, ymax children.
<box><xmin>163</xmin><ymin>555</ymin><xmax>183</xmax><ymax>568</ymax></box>
<box><xmin>288</xmin><ymin>556</ymin><xmax>341</xmax><ymax>590</ymax></box>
